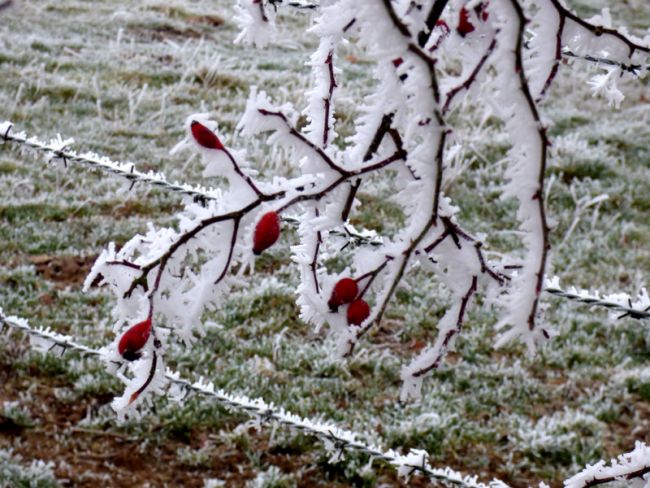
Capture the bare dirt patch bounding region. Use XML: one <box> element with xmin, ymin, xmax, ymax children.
<box><xmin>0</xmin><ymin>356</ymin><xmax>428</xmax><ymax>487</ymax></box>
<box><xmin>28</xmin><ymin>255</ymin><xmax>96</xmax><ymax>288</ymax></box>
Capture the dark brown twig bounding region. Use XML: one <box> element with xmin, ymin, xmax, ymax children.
<box><xmin>548</xmin><ymin>0</ymin><xmax>650</xmax><ymax>56</ymax></box>
<box><xmin>412</xmin><ymin>275</ymin><xmax>478</xmax><ymax>378</ymax></box>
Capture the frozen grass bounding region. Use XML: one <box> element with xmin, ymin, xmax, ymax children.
<box><xmin>0</xmin><ymin>0</ymin><xmax>649</xmax><ymax>486</ymax></box>
<box><xmin>0</xmin><ymin>448</ymin><xmax>59</xmax><ymax>488</ymax></box>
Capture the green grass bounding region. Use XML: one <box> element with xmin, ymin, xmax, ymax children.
<box><xmin>0</xmin><ymin>449</ymin><xmax>59</xmax><ymax>488</ymax></box>
<box><xmin>0</xmin><ymin>0</ymin><xmax>649</xmax><ymax>486</ymax></box>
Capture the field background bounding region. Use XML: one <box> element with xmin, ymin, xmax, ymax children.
<box><xmin>1</xmin><ymin>0</ymin><xmax>649</xmax><ymax>486</ymax></box>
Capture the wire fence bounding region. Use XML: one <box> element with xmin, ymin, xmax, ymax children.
<box><xmin>2</xmin><ymin>121</ymin><xmax>649</xmax><ymax>322</ymax></box>
<box><xmin>544</xmin><ymin>282</ymin><xmax>650</xmax><ymax>320</ymax></box>
<box><xmin>2</xmin><ymin>123</ymin><xmax>650</xmax><ymax>487</ymax></box>
<box><xmin>0</xmin><ymin>121</ymin><xmax>221</xmax><ymax>205</ymax></box>
<box><xmin>0</xmin><ymin>310</ymin><xmax>508</xmax><ymax>488</ymax></box>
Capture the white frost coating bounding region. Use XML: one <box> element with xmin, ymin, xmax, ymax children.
<box><xmin>564</xmin><ymin>441</ymin><xmax>650</xmax><ymax>488</ymax></box>
<box><xmin>111</xmin><ymin>349</ymin><xmax>167</xmax><ymax>416</ymax></box>
<box><xmin>238</xmin><ymin>87</ymin><xmax>298</xmax><ymax>136</ymax></box>
<box><xmin>303</xmin><ymin>4</ymin><xmax>353</xmax><ymax>149</ymax></box>
<box><xmin>238</xmin><ymin>87</ymin><xmax>346</xmax><ymax>176</ymax></box>
<box><xmin>233</xmin><ymin>0</ymin><xmax>277</xmax><ymax>48</ymax></box>
<box><xmin>345</xmin><ymin>60</ymin><xmax>407</xmax><ymax>165</ymax></box>
<box><xmin>526</xmin><ymin>0</ymin><xmax>562</xmax><ymax>99</ymax></box>
<box><xmin>303</xmin><ymin>38</ymin><xmax>337</xmax><ymax>149</ymax></box>
<box><xmin>587</xmin><ymin>67</ymin><xmax>625</xmax><ymax>108</ymax></box>
<box><xmin>515</xmin><ymin>410</ymin><xmax>602</xmax><ymax>454</ymax></box>
<box><xmin>293</xmin><ymin>207</ymin><xmax>329</xmax><ymax>330</ymax></box>
<box><xmin>400</xmin><ymin>219</ymin><xmax>485</xmax><ymax>401</ymax></box>
<box><xmin>490</xmin><ymin>0</ymin><xmax>550</xmax><ymax>352</ymax></box>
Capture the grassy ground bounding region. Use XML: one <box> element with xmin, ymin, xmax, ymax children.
<box><xmin>0</xmin><ymin>0</ymin><xmax>649</xmax><ymax>486</ymax></box>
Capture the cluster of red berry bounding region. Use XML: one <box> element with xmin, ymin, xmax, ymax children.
<box><xmin>251</xmin><ymin>218</ymin><xmax>370</xmax><ymax>326</ymax></box>
<box><xmin>189</xmin><ymin>120</ymin><xmax>369</xmax><ymax>326</ymax></box>
<box><xmin>328</xmin><ymin>278</ymin><xmax>370</xmax><ymax>327</ymax></box>
<box><xmin>116</xmin><ymin>120</ymin><xmax>374</xmax><ymax>361</ymax></box>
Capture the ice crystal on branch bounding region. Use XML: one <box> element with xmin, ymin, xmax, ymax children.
<box><xmin>81</xmin><ymin>0</ymin><xmax>650</xmax><ymax>412</ymax></box>
<box><xmin>565</xmin><ymin>441</ymin><xmax>650</xmax><ymax>488</ymax></box>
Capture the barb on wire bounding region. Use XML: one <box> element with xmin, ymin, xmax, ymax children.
<box><xmin>561</xmin><ymin>48</ymin><xmax>650</xmax><ymax>76</ymax></box>
<box><xmin>268</xmin><ymin>0</ymin><xmax>318</xmax><ymax>11</ymax></box>
<box><xmin>0</xmin><ymin>309</ymin><xmax>507</xmax><ymax>488</ymax></box>
<box><xmin>0</xmin><ymin>121</ymin><xmax>220</xmax><ymax>206</ymax></box>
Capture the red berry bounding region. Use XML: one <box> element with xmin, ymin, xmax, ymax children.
<box><xmin>191</xmin><ymin>120</ymin><xmax>224</xmax><ymax>150</ymax></box>
<box><xmin>328</xmin><ymin>278</ymin><xmax>359</xmax><ymax>312</ymax></box>
<box><xmin>118</xmin><ymin>317</ymin><xmax>152</xmax><ymax>361</ymax></box>
<box><xmin>347</xmin><ymin>299</ymin><xmax>370</xmax><ymax>326</ymax></box>
<box><xmin>457</xmin><ymin>7</ymin><xmax>475</xmax><ymax>36</ymax></box>
<box><xmin>253</xmin><ymin>211</ymin><xmax>281</xmax><ymax>255</ymax></box>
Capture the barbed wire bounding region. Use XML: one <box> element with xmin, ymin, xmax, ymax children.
<box><xmin>0</xmin><ymin>121</ymin><xmax>221</xmax><ymax>206</ymax></box>
<box><xmin>544</xmin><ymin>279</ymin><xmax>650</xmax><ymax>320</ymax></box>
<box><xmin>0</xmin><ymin>310</ymin><xmax>507</xmax><ymax>488</ymax></box>
<box><xmin>561</xmin><ymin>48</ymin><xmax>650</xmax><ymax>76</ymax></box>
<box><xmin>3</xmin><ymin>122</ymin><xmax>649</xmax><ymax>321</ymax></box>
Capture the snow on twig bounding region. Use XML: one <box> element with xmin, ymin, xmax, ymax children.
<box><xmin>564</xmin><ymin>441</ymin><xmax>650</xmax><ymax>488</ymax></box>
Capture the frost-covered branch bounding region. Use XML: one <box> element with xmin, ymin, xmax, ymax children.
<box><xmin>548</xmin><ymin>0</ymin><xmax>650</xmax><ymax>57</ymax></box>
<box><xmin>538</xmin><ymin>0</ymin><xmax>650</xmax><ymax>106</ymax></box>
<box><xmin>401</xmin><ymin>274</ymin><xmax>478</xmax><ymax>400</ymax></box>
<box><xmin>9</xmin><ymin>0</ymin><xmax>650</xmax><ymax>411</ymax></box>
<box><xmin>564</xmin><ymin>441</ymin><xmax>650</xmax><ymax>488</ymax></box>
<box><xmin>0</xmin><ymin>309</ymin><xmax>509</xmax><ymax>488</ymax></box>
<box><xmin>490</xmin><ymin>0</ymin><xmax>551</xmax><ymax>351</ymax></box>
<box><xmin>443</xmin><ymin>34</ymin><xmax>498</xmax><ymax>114</ymax></box>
